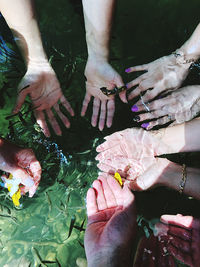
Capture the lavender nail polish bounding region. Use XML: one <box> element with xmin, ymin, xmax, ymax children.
<box><xmin>131</xmin><ymin>105</ymin><xmax>139</xmax><ymax>112</ymax></box>
<box><xmin>141</xmin><ymin>122</ymin><xmax>149</xmax><ymax>129</ymax></box>
<box><xmin>125</xmin><ymin>68</ymin><xmax>131</xmax><ymax>73</ymax></box>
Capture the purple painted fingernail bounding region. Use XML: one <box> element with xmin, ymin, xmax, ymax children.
<box><xmin>131</xmin><ymin>105</ymin><xmax>138</xmax><ymax>112</ymax></box>
<box><xmin>125</xmin><ymin>68</ymin><xmax>131</xmax><ymax>73</ymax></box>
<box><xmin>141</xmin><ymin>122</ymin><xmax>149</xmax><ymax>129</ymax></box>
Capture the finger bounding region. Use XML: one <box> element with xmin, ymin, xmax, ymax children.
<box><xmin>161</xmin><ymin>214</ymin><xmax>194</xmax><ymax>229</ymax></box>
<box><xmin>122</xmin><ymin>184</ymin><xmax>135</xmax><ymax>209</ymax></box>
<box><xmin>86</xmin><ymin>188</ymin><xmax>98</xmax><ymax>217</ymax></box>
<box><xmin>126</xmin><ymin>75</ymin><xmax>146</xmax><ymax>90</ymax></box>
<box><xmin>147</xmin><ymin>115</ymin><xmax>174</xmax><ymax>130</ymax></box>
<box><xmin>168</xmin><ymin>235</ymin><xmax>190</xmax><ymax>253</ymax></box>
<box><xmin>139</xmin><ymin>110</ymin><xmax>169</xmax><ymax>122</ymax></box>
<box><xmin>136</xmin><ymin>96</ymin><xmax>173</xmax><ymax>112</ymax></box>
<box><xmin>81</xmin><ymin>92</ymin><xmax>91</xmax><ymax>116</ymax></box>
<box><xmin>119</xmin><ymin>91</ymin><xmax>127</xmax><ymax>103</ymax></box>
<box><xmin>54</xmin><ymin>103</ymin><xmax>70</xmax><ymax>128</ymax></box>
<box><xmin>106</xmin><ymin>99</ymin><xmax>115</xmax><ymax>128</ymax></box>
<box><xmin>167</xmin><ymin>243</ymin><xmax>193</xmax><ymax>266</ymax></box>
<box><xmin>98</xmin><ymin>101</ymin><xmax>106</xmax><ymax>131</ymax></box>
<box><xmin>92</xmin><ymin>179</ymin><xmax>107</xmax><ymax>210</ymax></box>
<box><xmin>128</xmin><ymin>85</ymin><xmax>147</xmax><ymax>100</ymax></box>
<box><xmin>60</xmin><ymin>95</ymin><xmax>74</xmax><ymax>116</ymax></box>
<box><xmin>13</xmin><ymin>87</ymin><xmax>30</xmax><ymax>113</ymax></box>
<box><xmin>28</xmin><ymin>161</ymin><xmax>42</xmax><ymax>197</ymax></box>
<box><xmin>125</xmin><ymin>64</ymin><xmax>148</xmax><ymax>73</ymax></box>
<box><xmin>157</xmin><ymin>236</ymin><xmax>176</xmax><ymax>266</ymax></box>
<box><xmin>46</xmin><ymin>109</ymin><xmax>62</xmax><ymax>136</ymax></box>
<box><xmin>97</xmin><ymin>162</ymin><xmax>116</xmax><ymax>173</ymax></box>
<box><xmin>91</xmin><ymin>98</ymin><xmax>100</xmax><ymax>127</ymax></box>
<box><xmin>141</xmin><ymin>86</ymin><xmax>165</xmax><ymax>103</ymax></box>
<box><xmin>107</xmin><ymin>176</ymin><xmax>124</xmax><ymax>206</ymax></box>
<box><xmin>34</xmin><ymin>110</ymin><xmax>50</xmax><ymax>137</ymax></box>
<box><xmin>12</xmin><ymin>168</ymin><xmax>34</xmax><ymax>187</ymax></box>
<box><xmin>98</xmin><ymin>175</ymin><xmax>117</xmax><ymax>208</ymax></box>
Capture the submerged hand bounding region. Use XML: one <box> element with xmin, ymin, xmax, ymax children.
<box><xmin>81</xmin><ymin>60</ymin><xmax>126</xmax><ymax>131</ymax></box>
<box><xmin>96</xmin><ymin>128</ymin><xmax>174</xmax><ymax>181</ymax></box>
<box><xmin>126</xmin><ymin>54</ymin><xmax>190</xmax><ymax>102</ymax></box>
<box><xmin>134</xmin><ymin>85</ymin><xmax>200</xmax><ymax>129</ymax></box>
<box><xmin>85</xmin><ymin>175</ymin><xmax>136</xmax><ymax>267</ymax></box>
<box><xmin>13</xmin><ymin>61</ymin><xmax>74</xmax><ymax>137</ymax></box>
<box><xmin>156</xmin><ymin>214</ymin><xmax>200</xmax><ymax>267</ymax></box>
<box><xmin>0</xmin><ymin>139</ymin><xmax>41</xmax><ymax>197</ymax></box>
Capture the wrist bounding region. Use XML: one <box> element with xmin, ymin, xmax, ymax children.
<box><xmin>159</xmin><ymin>124</ymin><xmax>185</xmax><ymax>153</ymax></box>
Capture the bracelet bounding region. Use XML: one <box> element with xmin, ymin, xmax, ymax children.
<box><xmin>179</xmin><ymin>164</ymin><xmax>187</xmax><ymax>194</ymax></box>
<box><xmin>172</xmin><ymin>50</ymin><xmax>195</xmax><ymax>65</ymax></box>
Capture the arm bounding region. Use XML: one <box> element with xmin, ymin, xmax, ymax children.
<box><xmin>0</xmin><ymin>0</ymin><xmax>47</xmax><ymax>65</ymax></box>
<box><xmin>126</xmin><ymin>23</ymin><xmax>200</xmax><ymax>102</ymax></box>
<box><xmin>81</xmin><ymin>0</ymin><xmax>126</xmax><ymax>131</ymax></box>
<box><xmin>131</xmin><ymin>158</ymin><xmax>200</xmax><ymax>200</ymax></box>
<box><xmin>160</xmin><ymin>117</ymin><xmax>200</xmax><ymax>153</ymax></box>
<box><xmin>82</xmin><ymin>0</ymin><xmax>114</xmax><ymax>62</ymax></box>
<box><xmin>0</xmin><ymin>0</ymin><xmax>74</xmax><ymax>137</ymax></box>
<box><xmin>0</xmin><ymin>137</ymin><xmax>41</xmax><ymax>197</ymax></box>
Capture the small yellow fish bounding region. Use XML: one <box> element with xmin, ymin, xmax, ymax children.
<box><xmin>114</xmin><ymin>172</ymin><xmax>123</xmax><ymax>187</ymax></box>
<box><xmin>11</xmin><ymin>189</ymin><xmax>21</xmax><ymax>207</ymax></box>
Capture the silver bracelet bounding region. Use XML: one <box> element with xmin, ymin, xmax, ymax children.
<box><xmin>172</xmin><ymin>50</ymin><xmax>195</xmax><ymax>65</ymax></box>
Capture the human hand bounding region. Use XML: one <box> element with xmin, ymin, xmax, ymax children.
<box><xmin>81</xmin><ymin>59</ymin><xmax>126</xmax><ymax>131</ymax></box>
<box><xmin>132</xmin><ymin>85</ymin><xmax>200</xmax><ymax>129</ymax></box>
<box><xmin>134</xmin><ymin>234</ymin><xmax>175</xmax><ymax>266</ymax></box>
<box><xmin>156</xmin><ymin>214</ymin><xmax>200</xmax><ymax>267</ymax></box>
<box><xmin>96</xmin><ymin>128</ymin><xmax>174</xmax><ymax>181</ymax></box>
<box><xmin>84</xmin><ymin>174</ymin><xmax>136</xmax><ymax>267</ymax></box>
<box><xmin>0</xmin><ymin>139</ymin><xmax>41</xmax><ymax>197</ymax></box>
<box><xmin>13</xmin><ymin>61</ymin><xmax>74</xmax><ymax>137</ymax></box>
<box><xmin>126</xmin><ymin>54</ymin><xmax>190</xmax><ymax>102</ymax></box>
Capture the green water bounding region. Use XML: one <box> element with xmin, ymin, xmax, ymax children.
<box><xmin>0</xmin><ymin>0</ymin><xmax>200</xmax><ymax>266</ymax></box>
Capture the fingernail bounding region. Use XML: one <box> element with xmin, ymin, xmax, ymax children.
<box><xmin>131</xmin><ymin>105</ymin><xmax>138</xmax><ymax>112</ymax></box>
<box><xmin>141</xmin><ymin>122</ymin><xmax>149</xmax><ymax>129</ymax></box>
<box><xmin>133</xmin><ymin>115</ymin><xmax>140</xmax><ymax>122</ymax></box>
<box><xmin>125</xmin><ymin>68</ymin><xmax>131</xmax><ymax>73</ymax></box>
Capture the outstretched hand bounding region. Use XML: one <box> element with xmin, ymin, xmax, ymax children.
<box><xmin>132</xmin><ymin>85</ymin><xmax>200</xmax><ymax>129</ymax></box>
<box><xmin>126</xmin><ymin>54</ymin><xmax>190</xmax><ymax>102</ymax></box>
<box><xmin>81</xmin><ymin>60</ymin><xmax>126</xmax><ymax>131</ymax></box>
<box><xmin>13</xmin><ymin>61</ymin><xmax>74</xmax><ymax>137</ymax></box>
<box><xmin>156</xmin><ymin>214</ymin><xmax>200</xmax><ymax>267</ymax></box>
<box><xmin>96</xmin><ymin>128</ymin><xmax>174</xmax><ymax>182</ymax></box>
<box><xmin>84</xmin><ymin>174</ymin><xmax>136</xmax><ymax>267</ymax></box>
<box><xmin>0</xmin><ymin>139</ymin><xmax>41</xmax><ymax>197</ymax></box>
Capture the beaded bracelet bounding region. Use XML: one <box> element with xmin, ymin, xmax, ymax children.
<box><xmin>179</xmin><ymin>164</ymin><xmax>187</xmax><ymax>194</ymax></box>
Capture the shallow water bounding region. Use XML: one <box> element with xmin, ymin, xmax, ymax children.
<box><xmin>0</xmin><ymin>0</ymin><xmax>200</xmax><ymax>266</ymax></box>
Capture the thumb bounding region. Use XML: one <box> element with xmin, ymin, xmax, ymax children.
<box><xmin>13</xmin><ymin>85</ymin><xmax>30</xmax><ymax>113</ymax></box>
<box><xmin>115</xmin><ymin>76</ymin><xmax>128</xmax><ymax>103</ymax></box>
<box><xmin>12</xmin><ymin>168</ymin><xmax>34</xmax><ymax>187</ymax></box>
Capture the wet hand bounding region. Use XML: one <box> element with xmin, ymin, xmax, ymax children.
<box><xmin>0</xmin><ymin>139</ymin><xmax>41</xmax><ymax>197</ymax></box>
<box><xmin>13</xmin><ymin>61</ymin><xmax>74</xmax><ymax>137</ymax></box>
<box><xmin>81</xmin><ymin>60</ymin><xmax>126</xmax><ymax>131</ymax></box>
<box><xmin>133</xmin><ymin>85</ymin><xmax>200</xmax><ymax>129</ymax></box>
<box><xmin>156</xmin><ymin>214</ymin><xmax>200</xmax><ymax>267</ymax></box>
<box><xmin>85</xmin><ymin>174</ymin><xmax>136</xmax><ymax>267</ymax></box>
<box><xmin>126</xmin><ymin>54</ymin><xmax>190</xmax><ymax>102</ymax></box>
<box><xmin>96</xmin><ymin>128</ymin><xmax>173</xmax><ymax>181</ymax></box>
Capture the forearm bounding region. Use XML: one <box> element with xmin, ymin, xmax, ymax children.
<box><xmin>0</xmin><ymin>0</ymin><xmax>47</xmax><ymax>65</ymax></box>
<box><xmin>161</xmin><ymin>161</ymin><xmax>200</xmax><ymax>200</ymax></box>
<box><xmin>82</xmin><ymin>0</ymin><xmax>116</xmax><ymax>61</ymax></box>
<box><xmin>179</xmin><ymin>23</ymin><xmax>200</xmax><ymax>61</ymax></box>
<box><xmin>160</xmin><ymin>117</ymin><xmax>200</xmax><ymax>153</ymax></box>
